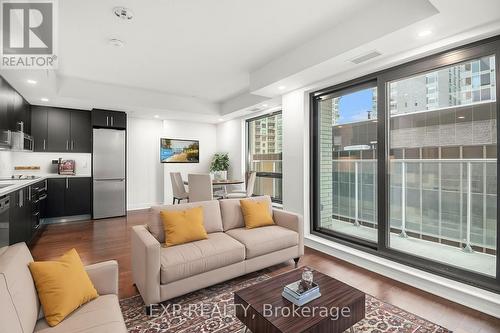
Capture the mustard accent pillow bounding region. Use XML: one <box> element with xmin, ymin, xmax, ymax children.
<box><xmin>161</xmin><ymin>207</ymin><xmax>208</xmax><ymax>247</ymax></box>
<box><xmin>240</xmin><ymin>199</ymin><xmax>274</xmax><ymax>229</ymax></box>
<box><xmin>28</xmin><ymin>248</ymin><xmax>98</xmax><ymax>326</ymax></box>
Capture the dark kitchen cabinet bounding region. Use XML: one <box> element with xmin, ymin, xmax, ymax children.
<box><xmin>0</xmin><ymin>78</ymin><xmax>10</xmax><ymax>131</ymax></box>
<box><xmin>0</xmin><ymin>76</ymin><xmax>30</xmax><ymax>134</ymax></box>
<box><xmin>47</xmin><ymin>108</ymin><xmax>71</xmax><ymax>151</ymax></box>
<box><xmin>92</xmin><ymin>109</ymin><xmax>126</xmax><ymax>129</ymax></box>
<box><xmin>70</xmin><ymin>110</ymin><xmax>91</xmax><ymax>152</ymax></box>
<box><xmin>9</xmin><ymin>188</ymin><xmax>32</xmax><ymax>245</ymax></box>
<box><xmin>46</xmin><ymin>177</ymin><xmax>91</xmax><ymax>218</ymax></box>
<box><xmin>31</xmin><ymin>106</ymin><xmax>91</xmax><ymax>153</ymax></box>
<box><xmin>65</xmin><ymin>178</ymin><xmax>91</xmax><ymax>215</ymax></box>
<box><xmin>46</xmin><ymin>178</ymin><xmax>66</xmax><ymax>218</ymax></box>
<box><xmin>31</xmin><ymin>106</ymin><xmax>48</xmax><ymax>151</ymax></box>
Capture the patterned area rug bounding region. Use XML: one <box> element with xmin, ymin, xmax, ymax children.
<box><xmin>120</xmin><ymin>272</ymin><xmax>451</xmax><ymax>333</ymax></box>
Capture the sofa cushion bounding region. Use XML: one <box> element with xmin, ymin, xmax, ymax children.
<box><xmin>33</xmin><ymin>294</ymin><xmax>126</xmax><ymax>333</ymax></box>
<box><xmin>225</xmin><ymin>226</ymin><xmax>298</xmax><ymax>259</ymax></box>
<box><xmin>149</xmin><ymin>200</ymin><xmax>224</xmax><ymax>243</ymax></box>
<box><xmin>160</xmin><ymin>207</ymin><xmax>208</xmax><ymax>247</ymax></box>
<box><xmin>160</xmin><ymin>232</ymin><xmax>245</xmax><ymax>284</ymax></box>
<box><xmin>219</xmin><ymin>195</ymin><xmax>272</xmax><ymax>231</ymax></box>
<box><xmin>29</xmin><ymin>248</ymin><xmax>99</xmax><ymax>327</ymax></box>
<box><xmin>0</xmin><ymin>243</ymin><xmax>40</xmax><ymax>333</ymax></box>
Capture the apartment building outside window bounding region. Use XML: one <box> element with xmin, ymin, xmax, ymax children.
<box><xmin>311</xmin><ymin>38</ymin><xmax>500</xmax><ymax>292</ymax></box>
<box><xmin>246</xmin><ymin>111</ymin><xmax>283</xmax><ymax>203</ymax></box>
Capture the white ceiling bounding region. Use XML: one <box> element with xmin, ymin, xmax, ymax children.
<box><xmin>1</xmin><ymin>0</ymin><xmax>500</xmax><ymax>123</ymax></box>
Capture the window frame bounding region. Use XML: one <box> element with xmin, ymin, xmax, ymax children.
<box><xmin>310</xmin><ymin>36</ymin><xmax>500</xmax><ymax>293</ymax></box>
<box><xmin>246</xmin><ymin>111</ymin><xmax>283</xmax><ymax>204</ymax></box>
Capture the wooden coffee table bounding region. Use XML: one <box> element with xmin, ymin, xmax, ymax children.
<box><xmin>234</xmin><ymin>268</ymin><xmax>365</xmax><ymax>333</ymax></box>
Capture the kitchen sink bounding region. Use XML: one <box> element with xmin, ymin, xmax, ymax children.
<box><xmin>0</xmin><ymin>183</ymin><xmax>14</xmax><ymax>189</ymax></box>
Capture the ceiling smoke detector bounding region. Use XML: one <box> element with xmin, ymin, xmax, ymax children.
<box><xmin>113</xmin><ymin>7</ymin><xmax>134</xmax><ymax>20</ymax></box>
<box><xmin>109</xmin><ymin>38</ymin><xmax>125</xmax><ymax>47</ymax></box>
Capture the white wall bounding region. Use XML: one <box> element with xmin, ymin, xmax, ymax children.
<box><xmin>127</xmin><ymin>117</ymin><xmax>164</xmax><ymax>210</ymax></box>
<box><xmin>10</xmin><ymin>152</ymin><xmax>91</xmax><ymax>175</ymax></box>
<box><xmin>162</xmin><ymin>119</ymin><xmax>218</xmax><ymax>204</ymax></box>
<box><xmin>281</xmin><ymin>90</ymin><xmax>309</xmax><ymax>222</ymax></box>
<box><xmin>216</xmin><ymin>119</ymin><xmax>245</xmax><ymax>180</ymax></box>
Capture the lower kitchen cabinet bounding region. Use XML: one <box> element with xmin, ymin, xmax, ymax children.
<box><xmin>45</xmin><ymin>177</ymin><xmax>91</xmax><ymax>218</ymax></box>
<box><xmin>9</xmin><ymin>188</ymin><xmax>32</xmax><ymax>245</ymax></box>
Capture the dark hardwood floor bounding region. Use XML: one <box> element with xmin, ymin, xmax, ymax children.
<box><xmin>29</xmin><ymin>209</ymin><xmax>500</xmax><ymax>333</ymax></box>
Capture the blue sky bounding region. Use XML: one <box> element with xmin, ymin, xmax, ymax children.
<box><xmin>337</xmin><ymin>89</ymin><xmax>375</xmax><ymax>124</ymax></box>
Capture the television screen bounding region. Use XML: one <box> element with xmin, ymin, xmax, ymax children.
<box><xmin>160</xmin><ymin>138</ymin><xmax>199</xmax><ymax>163</ymax></box>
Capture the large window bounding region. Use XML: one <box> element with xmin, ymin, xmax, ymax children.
<box><xmin>247</xmin><ymin>111</ymin><xmax>282</xmax><ymax>203</ymax></box>
<box><xmin>317</xmin><ymin>83</ymin><xmax>378</xmax><ymax>242</ymax></box>
<box><xmin>311</xmin><ymin>37</ymin><xmax>500</xmax><ymax>292</ymax></box>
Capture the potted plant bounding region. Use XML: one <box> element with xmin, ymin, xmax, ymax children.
<box><xmin>210</xmin><ymin>153</ymin><xmax>229</xmax><ymax>180</ymax></box>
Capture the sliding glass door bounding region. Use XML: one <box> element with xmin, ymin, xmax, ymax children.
<box><xmin>311</xmin><ymin>37</ymin><xmax>500</xmax><ymax>291</ymax></box>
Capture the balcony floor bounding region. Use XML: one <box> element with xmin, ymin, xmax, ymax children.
<box><xmin>329</xmin><ymin>219</ymin><xmax>496</xmax><ymax>277</ymax></box>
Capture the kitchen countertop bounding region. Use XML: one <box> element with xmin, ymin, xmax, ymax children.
<box><xmin>0</xmin><ymin>174</ymin><xmax>92</xmax><ymax>197</ymax></box>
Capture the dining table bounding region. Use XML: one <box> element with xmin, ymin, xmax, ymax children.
<box><xmin>183</xmin><ymin>179</ymin><xmax>244</xmax><ymax>186</ymax></box>
<box><xmin>183</xmin><ymin>178</ymin><xmax>244</xmax><ymax>198</ymax></box>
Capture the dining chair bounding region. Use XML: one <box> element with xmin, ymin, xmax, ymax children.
<box><xmin>170</xmin><ymin>172</ymin><xmax>189</xmax><ymax>204</ymax></box>
<box><xmin>225</xmin><ymin>171</ymin><xmax>256</xmax><ymax>199</ymax></box>
<box><xmin>188</xmin><ymin>174</ymin><xmax>213</xmax><ymax>202</ymax></box>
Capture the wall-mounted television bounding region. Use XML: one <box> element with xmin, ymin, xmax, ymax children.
<box><xmin>160</xmin><ymin>138</ymin><xmax>199</xmax><ymax>163</ymax></box>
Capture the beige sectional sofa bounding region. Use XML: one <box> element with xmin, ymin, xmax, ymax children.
<box><xmin>0</xmin><ymin>243</ymin><xmax>127</xmax><ymax>333</ymax></box>
<box><xmin>132</xmin><ymin>195</ymin><xmax>304</xmax><ymax>306</ymax></box>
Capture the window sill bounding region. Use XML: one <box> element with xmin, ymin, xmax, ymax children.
<box><xmin>304</xmin><ymin>233</ymin><xmax>500</xmax><ymax>318</ymax></box>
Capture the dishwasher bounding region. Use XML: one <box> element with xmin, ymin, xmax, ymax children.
<box><xmin>0</xmin><ymin>195</ymin><xmax>9</xmax><ymax>248</ymax></box>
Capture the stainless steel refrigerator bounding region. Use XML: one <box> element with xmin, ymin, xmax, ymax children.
<box><xmin>93</xmin><ymin>128</ymin><xmax>126</xmax><ymax>219</ymax></box>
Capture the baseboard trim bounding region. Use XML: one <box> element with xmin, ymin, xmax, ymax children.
<box><xmin>42</xmin><ymin>214</ymin><xmax>91</xmax><ymax>225</ymax></box>
<box><xmin>127</xmin><ymin>203</ymin><xmax>161</xmax><ymax>211</ymax></box>
<box><xmin>305</xmin><ymin>234</ymin><xmax>500</xmax><ymax>318</ymax></box>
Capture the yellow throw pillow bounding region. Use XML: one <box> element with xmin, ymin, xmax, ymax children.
<box><xmin>28</xmin><ymin>248</ymin><xmax>98</xmax><ymax>326</ymax></box>
<box><xmin>161</xmin><ymin>206</ymin><xmax>208</xmax><ymax>247</ymax></box>
<box><xmin>240</xmin><ymin>199</ymin><xmax>274</xmax><ymax>229</ymax></box>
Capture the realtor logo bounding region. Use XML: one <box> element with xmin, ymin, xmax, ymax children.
<box><xmin>1</xmin><ymin>0</ymin><xmax>58</xmax><ymax>69</ymax></box>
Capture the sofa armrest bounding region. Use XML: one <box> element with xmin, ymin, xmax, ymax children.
<box><xmin>273</xmin><ymin>209</ymin><xmax>304</xmax><ymax>256</ymax></box>
<box><xmin>131</xmin><ymin>225</ymin><xmax>161</xmax><ymax>305</ymax></box>
<box><xmin>85</xmin><ymin>260</ymin><xmax>119</xmax><ymax>295</ymax></box>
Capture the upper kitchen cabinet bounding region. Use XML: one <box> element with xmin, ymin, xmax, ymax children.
<box><xmin>0</xmin><ymin>76</ymin><xmax>30</xmax><ymax>134</ymax></box>
<box><xmin>0</xmin><ymin>78</ymin><xmax>9</xmax><ymax>131</ymax></box>
<box><xmin>47</xmin><ymin>107</ymin><xmax>71</xmax><ymax>152</ymax></box>
<box><xmin>92</xmin><ymin>109</ymin><xmax>126</xmax><ymax>129</ymax></box>
<box><xmin>70</xmin><ymin>110</ymin><xmax>92</xmax><ymax>152</ymax></box>
<box><xmin>31</xmin><ymin>106</ymin><xmax>91</xmax><ymax>153</ymax></box>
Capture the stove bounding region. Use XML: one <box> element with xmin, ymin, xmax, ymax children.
<box><xmin>0</xmin><ymin>175</ymin><xmax>41</xmax><ymax>181</ymax></box>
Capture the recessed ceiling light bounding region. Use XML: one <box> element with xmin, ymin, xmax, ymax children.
<box><xmin>154</xmin><ymin>115</ymin><xmax>159</xmax><ymax>118</ymax></box>
<box><xmin>27</xmin><ymin>79</ymin><xmax>37</xmax><ymax>85</ymax></box>
<box><xmin>262</xmin><ymin>104</ymin><xmax>268</xmax><ymax>107</ymax></box>
<box><xmin>218</xmin><ymin>118</ymin><xmax>224</xmax><ymax>122</ymax></box>
<box><xmin>109</xmin><ymin>38</ymin><xmax>125</xmax><ymax>47</ymax></box>
<box><xmin>417</xmin><ymin>30</ymin><xmax>432</xmax><ymax>38</ymax></box>
<box><xmin>40</xmin><ymin>97</ymin><xmax>49</xmax><ymax>102</ymax></box>
<box><xmin>278</xmin><ymin>86</ymin><xmax>286</xmax><ymax>90</ymax></box>
<box><xmin>113</xmin><ymin>7</ymin><xmax>134</xmax><ymax>20</ymax></box>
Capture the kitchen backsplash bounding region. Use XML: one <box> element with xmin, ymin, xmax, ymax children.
<box><xmin>9</xmin><ymin>152</ymin><xmax>92</xmax><ymax>176</ymax></box>
<box><xmin>0</xmin><ymin>151</ymin><xmax>13</xmax><ymax>177</ymax></box>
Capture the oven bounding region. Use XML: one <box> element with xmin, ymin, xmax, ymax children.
<box><xmin>30</xmin><ymin>180</ymin><xmax>47</xmax><ymax>232</ymax></box>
